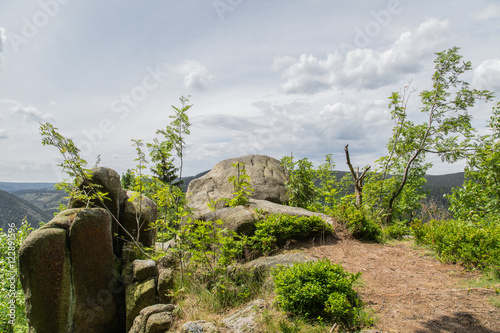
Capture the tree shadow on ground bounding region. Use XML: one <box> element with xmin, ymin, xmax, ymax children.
<box><xmin>415</xmin><ymin>312</ymin><xmax>497</xmax><ymax>333</ymax></box>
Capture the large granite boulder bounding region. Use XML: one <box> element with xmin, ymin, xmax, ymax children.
<box><xmin>186</xmin><ymin>155</ymin><xmax>288</xmax><ymax>219</ymax></box>
<box><xmin>19</xmin><ymin>208</ymin><xmax>124</xmax><ymax>333</ymax></box>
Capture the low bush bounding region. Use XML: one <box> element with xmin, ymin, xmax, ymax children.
<box><xmin>250</xmin><ymin>213</ymin><xmax>333</xmax><ymax>255</ymax></box>
<box><xmin>384</xmin><ymin>221</ymin><xmax>411</xmax><ymax>240</ymax></box>
<box><xmin>336</xmin><ymin>204</ymin><xmax>382</xmax><ymax>242</ymax></box>
<box><xmin>272</xmin><ymin>258</ymin><xmax>369</xmax><ymax>330</ymax></box>
<box><xmin>411</xmin><ymin>219</ymin><xmax>500</xmax><ymax>274</ymax></box>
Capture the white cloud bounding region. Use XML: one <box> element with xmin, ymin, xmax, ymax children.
<box><xmin>474</xmin><ymin>4</ymin><xmax>500</xmax><ymax>20</ymax></box>
<box><xmin>7</xmin><ymin>101</ymin><xmax>55</xmax><ymax>123</ymax></box>
<box><xmin>0</xmin><ymin>27</ymin><xmax>6</xmax><ymax>63</ymax></box>
<box><xmin>273</xmin><ymin>18</ymin><xmax>451</xmax><ymax>94</ymax></box>
<box><xmin>0</xmin><ymin>130</ymin><xmax>7</xmax><ymax>140</ymax></box>
<box><xmin>473</xmin><ymin>59</ymin><xmax>500</xmax><ymax>92</ymax></box>
<box><xmin>190</xmin><ymin>98</ymin><xmax>392</xmax><ymax>168</ymax></box>
<box><xmin>176</xmin><ymin>60</ymin><xmax>214</xmax><ymax>91</ymax></box>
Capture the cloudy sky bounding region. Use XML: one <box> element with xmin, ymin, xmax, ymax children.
<box><xmin>0</xmin><ymin>0</ymin><xmax>499</xmax><ymax>182</ymax></box>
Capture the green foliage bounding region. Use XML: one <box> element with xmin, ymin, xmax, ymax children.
<box><xmin>449</xmin><ymin>102</ymin><xmax>500</xmax><ymax>223</ymax></box>
<box><xmin>227</xmin><ymin>161</ymin><xmax>254</xmax><ymax>207</ymax></box>
<box><xmin>335</xmin><ymin>201</ymin><xmax>382</xmax><ymax>242</ymax></box>
<box><xmin>281</xmin><ymin>155</ymin><xmax>317</xmax><ymax>209</ymax></box>
<box><xmin>383</xmin><ymin>221</ymin><xmax>411</xmax><ymax>240</ymax></box>
<box><xmin>373</xmin><ymin>47</ymin><xmax>493</xmax><ymax>224</ymax></box>
<box><xmin>0</xmin><ymin>219</ymin><xmax>32</xmax><ymax>332</ymax></box>
<box><xmin>40</xmin><ymin>122</ymin><xmax>108</xmax><ymax>207</ymax></box>
<box><xmin>272</xmin><ymin>259</ymin><xmax>366</xmax><ymax>330</ymax></box>
<box><xmin>147</xmin><ymin>138</ymin><xmax>179</xmax><ymax>186</ymax></box>
<box><xmin>250</xmin><ymin>214</ymin><xmax>332</xmax><ymax>255</ymax></box>
<box><xmin>411</xmin><ymin>219</ymin><xmax>500</xmax><ymax>273</ymax></box>
<box><xmin>314</xmin><ymin>154</ymin><xmax>340</xmax><ymax>214</ymax></box>
<box><xmin>155</xmin><ymin>95</ymin><xmax>192</xmax><ymax>185</ymax></box>
<box><xmin>121</xmin><ymin>169</ymin><xmax>134</xmax><ymax>190</ymax></box>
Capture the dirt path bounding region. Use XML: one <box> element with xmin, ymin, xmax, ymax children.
<box><xmin>300</xmin><ymin>238</ymin><xmax>500</xmax><ymax>333</ymax></box>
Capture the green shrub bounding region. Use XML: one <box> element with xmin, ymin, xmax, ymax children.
<box><xmin>337</xmin><ymin>204</ymin><xmax>382</xmax><ymax>242</ymax></box>
<box><xmin>250</xmin><ymin>214</ymin><xmax>333</xmax><ymax>255</ymax></box>
<box><xmin>272</xmin><ymin>258</ymin><xmax>366</xmax><ymax>330</ymax></box>
<box><xmin>384</xmin><ymin>222</ymin><xmax>411</xmax><ymax>240</ymax></box>
<box><xmin>411</xmin><ymin>219</ymin><xmax>500</xmax><ymax>273</ymax></box>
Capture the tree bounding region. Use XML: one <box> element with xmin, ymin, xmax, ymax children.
<box><xmin>280</xmin><ymin>155</ymin><xmax>317</xmax><ymax>209</ymax></box>
<box><xmin>147</xmin><ymin>138</ymin><xmax>178</xmax><ymax>186</ymax></box>
<box><xmin>156</xmin><ymin>95</ymin><xmax>192</xmax><ymax>187</ymax></box>
<box><xmin>376</xmin><ymin>47</ymin><xmax>494</xmax><ymax>224</ymax></box>
<box><xmin>344</xmin><ymin>145</ymin><xmax>370</xmax><ymax>207</ymax></box>
<box><xmin>449</xmin><ymin>102</ymin><xmax>500</xmax><ymax>223</ymax></box>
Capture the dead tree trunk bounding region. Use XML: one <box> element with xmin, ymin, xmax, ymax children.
<box><xmin>345</xmin><ymin>144</ymin><xmax>371</xmax><ymax>207</ymax></box>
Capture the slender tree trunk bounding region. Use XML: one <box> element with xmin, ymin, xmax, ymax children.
<box><xmin>344</xmin><ymin>145</ymin><xmax>371</xmax><ymax>207</ymax></box>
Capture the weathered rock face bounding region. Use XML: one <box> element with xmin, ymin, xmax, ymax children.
<box><xmin>180</xmin><ymin>320</ymin><xmax>220</xmax><ymax>333</ymax></box>
<box><xmin>120</xmin><ymin>191</ymin><xmax>158</xmax><ymax>248</ymax></box>
<box><xmin>186</xmin><ymin>155</ymin><xmax>288</xmax><ymax>219</ymax></box>
<box><xmin>19</xmin><ymin>226</ymin><xmax>71</xmax><ymax>333</ymax></box>
<box><xmin>19</xmin><ymin>208</ymin><xmax>124</xmax><ymax>333</ymax></box>
<box><xmin>68</xmin><ymin>167</ymin><xmax>123</xmax><ymax>220</ymax></box>
<box><xmin>67</xmin><ymin>167</ymin><xmax>158</xmax><ymax>253</ymax></box>
<box><xmin>223</xmin><ymin>299</ymin><xmax>266</xmax><ymax>333</ymax></box>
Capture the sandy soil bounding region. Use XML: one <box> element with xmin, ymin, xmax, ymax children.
<box><xmin>299</xmin><ymin>237</ymin><xmax>500</xmax><ymax>333</ymax></box>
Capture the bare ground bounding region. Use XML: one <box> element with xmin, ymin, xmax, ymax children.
<box><xmin>298</xmin><ymin>236</ymin><xmax>500</xmax><ymax>333</ymax></box>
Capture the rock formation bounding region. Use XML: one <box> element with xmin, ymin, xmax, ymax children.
<box><xmin>186</xmin><ymin>154</ymin><xmax>289</xmax><ymax>219</ymax></box>
<box><xmin>19</xmin><ymin>167</ymin><xmax>159</xmax><ymax>333</ymax></box>
<box><xmin>19</xmin><ymin>208</ymin><xmax>123</xmax><ymax>333</ymax></box>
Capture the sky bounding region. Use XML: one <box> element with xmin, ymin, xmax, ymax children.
<box><xmin>0</xmin><ymin>0</ymin><xmax>499</xmax><ymax>182</ymax></box>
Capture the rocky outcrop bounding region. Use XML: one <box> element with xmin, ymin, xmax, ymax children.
<box><xmin>19</xmin><ymin>167</ymin><xmax>159</xmax><ymax>333</ymax></box>
<box><xmin>186</xmin><ymin>155</ymin><xmax>288</xmax><ymax>219</ymax></box>
<box><xmin>68</xmin><ymin>167</ymin><xmax>157</xmax><ymax>253</ymax></box>
<box><xmin>19</xmin><ymin>208</ymin><xmax>123</xmax><ymax>333</ymax></box>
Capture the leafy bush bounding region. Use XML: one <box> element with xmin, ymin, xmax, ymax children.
<box><xmin>336</xmin><ymin>203</ymin><xmax>382</xmax><ymax>242</ymax></box>
<box><xmin>272</xmin><ymin>258</ymin><xmax>366</xmax><ymax>330</ymax></box>
<box><xmin>411</xmin><ymin>219</ymin><xmax>500</xmax><ymax>273</ymax></box>
<box><xmin>384</xmin><ymin>221</ymin><xmax>411</xmax><ymax>240</ymax></box>
<box><xmin>249</xmin><ymin>214</ymin><xmax>333</xmax><ymax>255</ymax></box>
<box><xmin>280</xmin><ymin>156</ymin><xmax>317</xmax><ymax>209</ymax></box>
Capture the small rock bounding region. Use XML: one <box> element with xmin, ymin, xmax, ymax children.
<box><xmin>129</xmin><ymin>304</ymin><xmax>176</xmax><ymax>333</ymax></box>
<box><xmin>223</xmin><ymin>299</ymin><xmax>266</xmax><ymax>333</ymax></box>
<box><xmin>180</xmin><ymin>320</ymin><xmax>220</xmax><ymax>333</ymax></box>
<box><xmin>134</xmin><ymin>259</ymin><xmax>157</xmax><ymax>282</ymax></box>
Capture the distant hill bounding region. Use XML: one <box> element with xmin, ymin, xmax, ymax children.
<box><xmin>0</xmin><ymin>189</ymin><xmax>52</xmax><ymax>230</ymax></box>
<box><xmin>0</xmin><ymin>182</ymin><xmax>56</xmax><ymax>192</ymax></box>
<box><xmin>12</xmin><ymin>188</ymin><xmax>67</xmax><ymax>216</ymax></box>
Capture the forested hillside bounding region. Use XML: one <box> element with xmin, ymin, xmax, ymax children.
<box><xmin>0</xmin><ymin>190</ymin><xmax>52</xmax><ymax>230</ymax></box>
<box><xmin>12</xmin><ymin>188</ymin><xmax>66</xmax><ymax>216</ymax></box>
